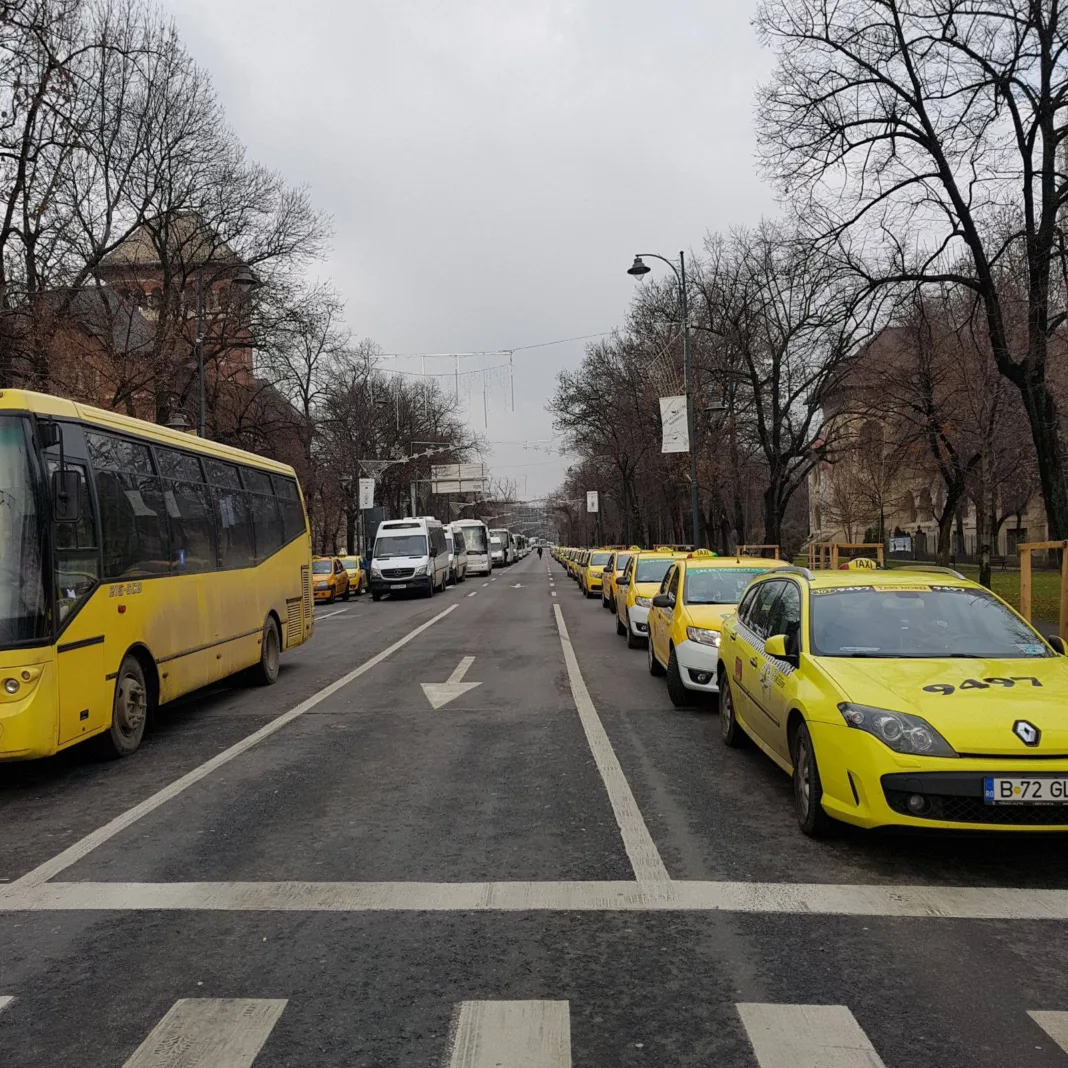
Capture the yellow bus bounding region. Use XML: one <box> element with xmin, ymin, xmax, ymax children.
<box><xmin>0</xmin><ymin>389</ymin><xmax>313</xmax><ymax>761</ymax></box>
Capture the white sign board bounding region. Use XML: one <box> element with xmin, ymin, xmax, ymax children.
<box><xmin>889</xmin><ymin>536</ymin><xmax>912</xmax><ymax>553</ymax></box>
<box><xmin>358</xmin><ymin>478</ymin><xmax>375</xmax><ymax>510</ymax></box>
<box><xmin>660</xmin><ymin>395</ymin><xmax>690</xmax><ymax>453</ymax></box>
<box><xmin>431</xmin><ymin>463</ymin><xmax>487</xmax><ymax>494</ymax></box>
<box><xmin>586</xmin><ymin>490</ymin><xmax>599</xmax><ymax>513</ymax></box>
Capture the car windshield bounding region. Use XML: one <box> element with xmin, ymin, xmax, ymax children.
<box><xmin>462</xmin><ymin>526</ymin><xmax>488</xmax><ymax>552</ymax></box>
<box><xmin>685</xmin><ymin>568</ymin><xmax>765</xmax><ymax>605</ymax></box>
<box><xmin>375</xmin><ymin>534</ymin><xmax>427</xmax><ymax>558</ymax></box>
<box><xmin>635</xmin><ymin>558</ymin><xmax>676</xmax><ymax>583</ymax></box>
<box><xmin>615</xmin><ymin>554</ymin><xmax>633</xmax><ymax>571</ymax></box>
<box><xmin>341</xmin><ymin>557</ymin><xmax>360</xmax><ymax>570</ymax></box>
<box><xmin>312</xmin><ymin>560</ymin><xmax>332</xmax><ymax>574</ymax></box>
<box><xmin>590</xmin><ymin>552</ymin><xmax>612</xmax><ymax>566</ymax></box>
<box><xmin>490</xmin><ymin>537</ymin><xmax>501</xmax><ymax>547</ymax></box>
<box><xmin>0</xmin><ymin>416</ymin><xmax>48</xmax><ymax>647</ymax></box>
<box><xmin>810</xmin><ymin>585</ymin><xmax>1053</xmax><ymax>658</ymax></box>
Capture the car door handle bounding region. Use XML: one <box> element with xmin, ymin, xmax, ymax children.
<box><xmin>749</xmin><ymin>657</ymin><xmax>758</xmax><ymax>667</ymax></box>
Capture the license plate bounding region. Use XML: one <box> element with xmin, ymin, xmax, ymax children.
<box><xmin>984</xmin><ymin>777</ymin><xmax>1068</xmax><ymax>804</ymax></box>
<box><xmin>390</xmin><ymin>584</ymin><xmax>406</xmax><ymax>590</ymax></box>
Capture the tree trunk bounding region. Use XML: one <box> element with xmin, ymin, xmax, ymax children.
<box><xmin>763</xmin><ymin>479</ymin><xmax>784</xmax><ymax>548</ymax></box>
<box><xmin>936</xmin><ymin>506</ymin><xmax>955</xmax><ymax>567</ymax></box>
<box><xmin>976</xmin><ymin>454</ymin><xmax>992</xmax><ymax>589</ymax></box>
<box><xmin>1019</xmin><ymin>375</ymin><xmax>1068</xmax><ymax>538</ymax></box>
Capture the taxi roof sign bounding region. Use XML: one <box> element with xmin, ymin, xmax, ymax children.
<box><xmin>841</xmin><ymin>557</ymin><xmax>879</xmax><ymax>570</ymax></box>
<box><xmin>689</xmin><ymin>548</ymin><xmax>716</xmax><ymax>558</ymax></box>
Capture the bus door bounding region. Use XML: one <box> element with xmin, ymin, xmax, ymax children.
<box><xmin>50</xmin><ymin>458</ymin><xmax>109</xmax><ymax>745</ymax></box>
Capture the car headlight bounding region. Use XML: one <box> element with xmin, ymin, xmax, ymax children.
<box><xmin>411</xmin><ymin>564</ymin><xmax>426</xmax><ymax>577</ymax></box>
<box><xmin>686</xmin><ymin>627</ymin><xmax>721</xmax><ymax>648</ymax></box>
<box><xmin>370</xmin><ymin>567</ymin><xmax>382</xmax><ymax>579</ymax></box>
<box><xmin>635</xmin><ymin>595</ymin><xmax>652</xmax><ymax>608</ymax></box>
<box><xmin>315</xmin><ymin>582</ymin><xmax>328</xmax><ymax>590</ymax></box>
<box><xmin>838</xmin><ymin>703</ymin><xmax>957</xmax><ymax>757</ymax></box>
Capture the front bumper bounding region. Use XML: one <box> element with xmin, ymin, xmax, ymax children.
<box><xmin>808</xmin><ymin>721</ymin><xmax>1068</xmax><ymax>831</ymax></box>
<box><xmin>370</xmin><ymin>575</ymin><xmax>427</xmax><ymax>594</ymax></box>
<box><xmin>674</xmin><ymin>640</ymin><xmax>720</xmax><ymax>691</ymax></box>
<box><xmin>628</xmin><ymin>604</ymin><xmax>650</xmax><ymax>634</ymax></box>
<box><xmin>313</xmin><ymin>586</ymin><xmax>337</xmax><ymax>601</ymax></box>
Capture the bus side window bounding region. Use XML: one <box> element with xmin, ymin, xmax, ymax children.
<box><xmin>273</xmin><ymin>476</ymin><xmax>307</xmax><ymax>543</ymax></box>
<box><xmin>203</xmin><ymin>459</ymin><xmax>255</xmax><ymax>570</ymax></box>
<box><xmin>241</xmin><ymin>466</ymin><xmax>284</xmax><ymax>561</ymax></box>
<box><xmin>156</xmin><ymin>446</ymin><xmax>216</xmax><ymax>573</ymax></box>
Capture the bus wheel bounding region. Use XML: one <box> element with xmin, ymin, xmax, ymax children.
<box><xmin>104</xmin><ymin>655</ymin><xmax>149</xmax><ymax>757</ymax></box>
<box><xmin>250</xmin><ymin>617</ymin><xmax>281</xmax><ymax>686</ymax></box>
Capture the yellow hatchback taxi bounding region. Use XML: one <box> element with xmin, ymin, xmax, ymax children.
<box><xmin>312</xmin><ymin>556</ymin><xmax>351</xmax><ymax>604</ymax></box>
<box><xmin>602</xmin><ymin>548</ymin><xmax>639</xmax><ymax>611</ymax></box>
<box><xmin>718</xmin><ymin>564</ymin><xmax>1068</xmax><ymax>837</ymax></box>
<box><xmin>615</xmin><ymin>547</ymin><xmax>688</xmax><ymax>648</ymax></box>
<box><xmin>340</xmin><ymin>555</ymin><xmax>368</xmax><ymax>595</ymax></box>
<box><xmin>647</xmin><ymin>550</ymin><xmax>787</xmax><ymax>706</ymax></box>
<box><xmin>580</xmin><ymin>549</ymin><xmax>614</xmax><ymax>598</ymax></box>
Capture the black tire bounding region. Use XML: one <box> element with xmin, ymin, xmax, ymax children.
<box><xmin>648</xmin><ymin>638</ymin><xmax>666</xmax><ymax>676</ymax></box>
<box><xmin>425</xmin><ymin>576</ymin><xmax>434</xmax><ymax>598</ymax></box>
<box><xmin>626</xmin><ymin>613</ymin><xmax>644</xmax><ymax>649</ymax></box>
<box><xmin>792</xmin><ymin>720</ymin><xmax>835</xmax><ymax>838</ymax></box>
<box><xmin>102</xmin><ymin>654</ymin><xmax>150</xmax><ymax>757</ymax></box>
<box><xmin>719</xmin><ymin>676</ymin><xmax>745</xmax><ymax>748</ymax></box>
<box><xmin>250</xmin><ymin>616</ymin><xmax>281</xmax><ymax>686</ymax></box>
<box><xmin>586</xmin><ymin>589</ymin><xmax>596</xmax><ymax>599</ymax></box>
<box><xmin>371</xmin><ymin>591</ymin><xmax>382</xmax><ymax>602</ymax></box>
<box><xmin>328</xmin><ymin>590</ymin><xmax>336</xmax><ymax>605</ymax></box>
<box><xmin>666</xmin><ymin>647</ymin><xmax>691</xmax><ymax>707</ymax></box>
<box><xmin>342</xmin><ymin>585</ymin><xmax>351</xmax><ymax>602</ymax></box>
<box><xmin>616</xmin><ymin>615</ymin><xmax>626</xmax><ymax>637</ymax></box>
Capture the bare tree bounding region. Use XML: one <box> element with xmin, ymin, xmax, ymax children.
<box><xmin>757</xmin><ymin>0</ymin><xmax>1068</xmax><ymax>536</ymax></box>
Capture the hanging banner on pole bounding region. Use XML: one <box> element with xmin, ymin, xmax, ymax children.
<box><xmin>660</xmin><ymin>396</ymin><xmax>690</xmax><ymax>453</ymax></box>
<box><xmin>586</xmin><ymin>490</ymin><xmax>599</xmax><ymax>513</ymax></box>
<box><xmin>358</xmin><ymin>478</ymin><xmax>375</xmax><ymax>510</ymax></box>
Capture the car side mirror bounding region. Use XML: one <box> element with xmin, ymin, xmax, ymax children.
<box><xmin>764</xmin><ymin>634</ymin><xmax>787</xmax><ymax>658</ymax></box>
<box><xmin>652</xmin><ymin>593</ymin><xmax>674</xmax><ymax>609</ymax></box>
<box><xmin>51</xmin><ymin>469</ymin><xmax>82</xmax><ymax>523</ymax></box>
<box><xmin>1049</xmin><ymin>635</ymin><xmax>1068</xmax><ymax>656</ymax></box>
<box><xmin>617</xmin><ymin>577</ymin><xmax>629</xmax><ymax>587</ymax></box>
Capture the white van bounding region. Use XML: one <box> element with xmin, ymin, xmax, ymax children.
<box><xmin>454</xmin><ymin>519</ymin><xmax>491</xmax><ymax>576</ymax></box>
<box><xmin>489</xmin><ymin>528</ymin><xmax>512</xmax><ymax>567</ymax></box>
<box><xmin>445</xmin><ymin>524</ymin><xmax>468</xmax><ymax>585</ymax></box>
<box><xmin>370</xmin><ymin>517</ymin><xmax>450</xmax><ymax>601</ymax></box>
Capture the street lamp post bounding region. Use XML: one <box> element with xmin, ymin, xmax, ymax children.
<box><xmin>627</xmin><ymin>251</ymin><xmax>701</xmax><ymax>548</ymax></box>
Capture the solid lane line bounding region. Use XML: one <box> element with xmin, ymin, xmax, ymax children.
<box><xmin>552</xmin><ymin>604</ymin><xmax>670</xmax><ymax>887</ymax></box>
<box><xmin>448</xmin><ymin>1001</ymin><xmax>571</xmax><ymax>1068</ymax></box>
<box><xmin>122</xmin><ymin>999</ymin><xmax>287</xmax><ymax>1068</ymax></box>
<box><xmin>736</xmin><ymin>1004</ymin><xmax>886</xmax><ymax>1068</ymax></box>
<box><xmin>0</xmin><ymin>996</ymin><xmax>12</xmax><ymax>1015</ymax></box>
<box><xmin>1030</xmin><ymin>1011</ymin><xmax>1068</xmax><ymax>1052</ymax></box>
<box><xmin>10</xmin><ymin>605</ymin><xmax>459</xmax><ymax>891</ymax></box>
<box><xmin>12</xmin><ymin>879</ymin><xmax>1068</xmax><ymax>916</ymax></box>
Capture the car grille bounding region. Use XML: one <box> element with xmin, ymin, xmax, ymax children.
<box><xmin>884</xmin><ymin>789</ymin><xmax>1068</xmax><ymax>826</ymax></box>
<box><xmin>382</xmin><ymin>567</ymin><xmax>414</xmax><ymax>579</ymax></box>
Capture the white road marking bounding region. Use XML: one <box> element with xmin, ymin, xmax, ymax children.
<box><xmin>467</xmin><ymin>591</ymin><xmax>477</xmax><ymax>597</ymax></box>
<box><xmin>553</xmin><ymin>604</ymin><xmax>669</xmax><ymax>887</ymax></box>
<box><xmin>1030</xmin><ymin>1011</ymin><xmax>1068</xmax><ymax>1052</ymax></box>
<box><xmin>9</xmin><ymin>605</ymin><xmax>459</xmax><ymax>891</ymax></box>
<box><xmin>482</xmin><ymin>582</ymin><xmax>489</xmax><ymax>587</ymax></box>
<box><xmin>0</xmin><ymin>996</ymin><xmax>12</xmax><ymax>1016</ymax></box>
<box><xmin>551</xmin><ymin>592</ymin><xmax>557</xmax><ymax>597</ymax></box>
<box><xmin>11</xmin><ymin>879</ymin><xmax>1068</xmax><ymax>916</ymax></box>
<box><xmin>736</xmin><ymin>1004</ymin><xmax>885</xmax><ymax>1068</ymax></box>
<box><xmin>448</xmin><ymin>1001</ymin><xmax>570</xmax><ymax>1068</ymax></box>
<box><xmin>314</xmin><ymin>608</ymin><xmax>349</xmax><ymax>621</ymax></box>
<box><xmin>122</xmin><ymin>999</ymin><xmax>287</xmax><ymax>1068</ymax></box>
<box><xmin>421</xmin><ymin>657</ymin><xmax>482</xmax><ymax>710</ymax></box>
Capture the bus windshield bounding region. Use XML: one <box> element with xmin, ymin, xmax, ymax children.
<box><xmin>375</xmin><ymin>533</ymin><xmax>427</xmax><ymax>558</ymax></box>
<box><xmin>0</xmin><ymin>416</ymin><xmax>49</xmax><ymax>646</ymax></box>
<box><xmin>461</xmin><ymin>526</ymin><xmax>488</xmax><ymax>552</ymax></box>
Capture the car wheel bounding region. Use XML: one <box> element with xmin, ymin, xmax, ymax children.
<box><xmin>101</xmin><ymin>654</ymin><xmax>150</xmax><ymax>757</ymax></box>
<box><xmin>328</xmin><ymin>590</ymin><xmax>336</xmax><ymax>605</ymax></box>
<box><xmin>792</xmin><ymin>721</ymin><xmax>835</xmax><ymax>838</ymax></box>
<box><xmin>616</xmin><ymin>615</ymin><xmax>626</xmax><ymax>637</ymax></box>
<box><xmin>425</xmin><ymin>577</ymin><xmax>434</xmax><ymax>598</ymax></box>
<box><xmin>648</xmin><ymin>638</ymin><xmax>665</xmax><ymax>676</ymax></box>
<box><xmin>626</xmin><ymin>613</ymin><xmax>643</xmax><ymax>649</ymax></box>
<box><xmin>586</xmin><ymin>588</ymin><xmax>596</xmax><ymax>599</ymax></box>
<box><xmin>250</xmin><ymin>616</ymin><xmax>281</xmax><ymax>686</ymax></box>
<box><xmin>342</xmin><ymin>585</ymin><xmax>351</xmax><ymax>601</ymax></box>
<box><xmin>371</xmin><ymin>591</ymin><xmax>382</xmax><ymax>602</ymax></box>
<box><xmin>666</xmin><ymin>647</ymin><xmax>691</xmax><ymax>707</ymax></box>
<box><xmin>719</xmin><ymin>677</ymin><xmax>745</xmax><ymax>748</ymax></box>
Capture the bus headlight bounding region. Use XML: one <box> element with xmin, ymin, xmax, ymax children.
<box><xmin>3</xmin><ymin>678</ymin><xmax>20</xmax><ymax>695</ymax></box>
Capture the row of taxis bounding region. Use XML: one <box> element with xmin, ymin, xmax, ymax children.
<box><xmin>553</xmin><ymin>544</ymin><xmax>1068</xmax><ymax>837</ymax></box>
<box><xmin>311</xmin><ymin>554</ymin><xmax>370</xmax><ymax>604</ymax></box>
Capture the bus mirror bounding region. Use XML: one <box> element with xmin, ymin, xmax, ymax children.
<box><xmin>38</xmin><ymin>420</ymin><xmax>62</xmax><ymax>449</ymax></box>
<box><xmin>51</xmin><ymin>469</ymin><xmax>81</xmax><ymax>523</ymax></box>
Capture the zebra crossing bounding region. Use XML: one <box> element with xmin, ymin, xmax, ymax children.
<box><xmin>4</xmin><ymin>994</ymin><xmax>1068</xmax><ymax>1065</ymax></box>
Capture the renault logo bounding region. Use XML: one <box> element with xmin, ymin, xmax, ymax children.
<box><xmin>1013</xmin><ymin>720</ymin><xmax>1041</xmax><ymax>747</ymax></box>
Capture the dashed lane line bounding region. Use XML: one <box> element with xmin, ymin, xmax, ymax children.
<box><xmin>314</xmin><ymin>608</ymin><xmax>349</xmax><ymax>621</ymax></box>
<box><xmin>0</xmin><ymin>996</ymin><xmax>12</xmax><ymax>1015</ymax></box>
<box><xmin>467</xmin><ymin>591</ymin><xmax>477</xmax><ymax>598</ymax></box>
<box><xmin>553</xmin><ymin>603</ymin><xmax>669</xmax><ymax>887</ymax></box>
<box><xmin>8</xmin><ymin>605</ymin><xmax>459</xmax><ymax>892</ymax></box>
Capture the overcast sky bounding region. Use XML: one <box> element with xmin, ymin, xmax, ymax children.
<box><xmin>162</xmin><ymin>0</ymin><xmax>778</xmax><ymax>499</ymax></box>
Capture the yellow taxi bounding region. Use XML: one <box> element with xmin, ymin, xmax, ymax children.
<box><xmin>615</xmin><ymin>547</ymin><xmax>689</xmax><ymax>648</ymax></box>
<box><xmin>580</xmin><ymin>549</ymin><xmax>614</xmax><ymax>598</ymax></box>
<box><xmin>340</xmin><ymin>555</ymin><xmax>368</xmax><ymax>595</ymax></box>
<box><xmin>312</xmin><ymin>556</ymin><xmax>351</xmax><ymax>604</ymax></box>
<box><xmin>647</xmin><ymin>550</ymin><xmax>787</xmax><ymax>706</ymax></box>
<box><xmin>570</xmin><ymin>549</ymin><xmax>589</xmax><ymax>582</ymax></box>
<box><xmin>717</xmin><ymin>563</ymin><xmax>1068</xmax><ymax>836</ymax></box>
<box><xmin>601</xmin><ymin>547</ymin><xmax>640</xmax><ymax>611</ymax></box>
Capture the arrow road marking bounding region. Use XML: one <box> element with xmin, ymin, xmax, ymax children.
<box><xmin>421</xmin><ymin>656</ymin><xmax>482</xmax><ymax>709</ymax></box>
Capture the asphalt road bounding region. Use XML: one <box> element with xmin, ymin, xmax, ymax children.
<box><xmin>3</xmin><ymin>553</ymin><xmax>1068</xmax><ymax>1066</ymax></box>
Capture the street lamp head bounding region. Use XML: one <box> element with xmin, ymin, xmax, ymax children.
<box><xmin>166</xmin><ymin>411</ymin><xmax>192</xmax><ymax>432</ymax></box>
<box><xmin>627</xmin><ymin>255</ymin><xmax>650</xmax><ymax>278</ymax></box>
<box><xmin>232</xmin><ymin>265</ymin><xmax>260</xmax><ymax>293</ymax></box>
